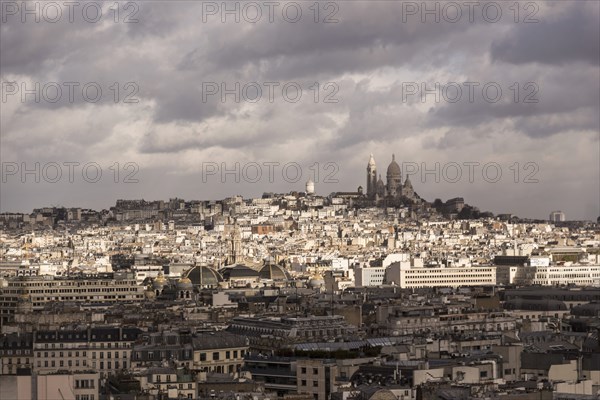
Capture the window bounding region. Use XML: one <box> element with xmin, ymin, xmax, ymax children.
<box><xmin>301</xmin><ymin>367</ymin><xmax>307</xmax><ymax>374</ymax></box>
<box><xmin>200</xmin><ymin>353</ymin><xmax>206</xmax><ymax>361</ymax></box>
<box><xmin>301</xmin><ymin>380</ymin><xmax>307</xmax><ymax>386</ymax></box>
<box><xmin>212</xmin><ymin>352</ymin><xmax>219</xmax><ymax>361</ymax></box>
<box><xmin>226</xmin><ymin>351</ymin><xmax>231</xmax><ymax>359</ymax></box>
<box><xmin>313</xmin><ymin>368</ymin><xmax>318</xmax><ymax>375</ymax></box>
<box><xmin>313</xmin><ymin>381</ymin><xmax>318</xmax><ymax>387</ymax></box>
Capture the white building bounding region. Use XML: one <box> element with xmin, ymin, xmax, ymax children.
<box><xmin>353</xmin><ymin>264</ymin><xmax>386</xmax><ymax>287</ymax></box>
<box><xmin>387</xmin><ymin>263</ymin><xmax>496</xmax><ymax>288</ymax></box>
<box><xmin>531</xmin><ymin>264</ymin><xmax>600</xmax><ymax>286</ymax></box>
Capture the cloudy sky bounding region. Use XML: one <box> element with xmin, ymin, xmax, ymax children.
<box><xmin>1</xmin><ymin>0</ymin><xmax>599</xmax><ymax>220</ymax></box>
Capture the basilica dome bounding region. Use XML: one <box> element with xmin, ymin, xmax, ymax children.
<box><xmin>386</xmin><ymin>154</ymin><xmax>401</xmax><ymax>178</ymax></box>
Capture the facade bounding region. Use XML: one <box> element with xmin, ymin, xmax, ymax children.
<box><xmin>296</xmin><ymin>359</ymin><xmax>338</xmax><ymax>400</ymax></box>
<box><xmin>497</xmin><ymin>265</ymin><xmax>600</xmax><ymax>286</ymax></box>
<box><xmin>134</xmin><ymin>367</ymin><xmax>196</xmax><ymax>399</ymax></box>
<box><xmin>191</xmin><ymin>333</ymin><xmax>248</xmax><ymax>374</ymax></box>
<box><xmin>0</xmin><ymin>273</ymin><xmax>145</xmax><ymax>327</ymax></box>
<box><xmin>387</xmin><ymin>263</ymin><xmax>496</xmax><ymax>288</ymax></box>
<box><xmin>33</xmin><ymin>327</ymin><xmax>142</xmax><ymax>378</ymax></box>
<box><xmin>0</xmin><ymin>333</ymin><xmax>33</xmax><ymax>375</ymax></box>
<box><xmin>130</xmin><ymin>331</ymin><xmax>248</xmax><ymax>374</ymax></box>
<box><xmin>0</xmin><ymin>372</ymin><xmax>100</xmax><ymax>400</ymax></box>
<box><xmin>354</xmin><ymin>265</ymin><xmax>386</xmax><ymax>287</ymax></box>
<box><xmin>531</xmin><ymin>264</ymin><xmax>600</xmax><ymax>286</ymax></box>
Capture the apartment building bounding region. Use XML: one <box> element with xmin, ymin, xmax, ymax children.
<box><xmin>0</xmin><ymin>333</ymin><xmax>33</xmax><ymax>375</ymax></box>
<box><xmin>131</xmin><ymin>331</ymin><xmax>248</xmax><ymax>374</ymax></box>
<box><xmin>0</xmin><ymin>371</ymin><xmax>100</xmax><ymax>400</ymax></box>
<box><xmin>387</xmin><ymin>263</ymin><xmax>496</xmax><ymax>288</ymax></box>
<box><xmin>33</xmin><ymin>327</ymin><xmax>143</xmax><ymax>378</ymax></box>
<box><xmin>0</xmin><ymin>273</ymin><xmax>146</xmax><ymax>327</ymax></box>
<box><xmin>296</xmin><ymin>359</ymin><xmax>338</xmax><ymax>400</ymax></box>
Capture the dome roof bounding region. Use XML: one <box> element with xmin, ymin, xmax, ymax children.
<box><xmin>219</xmin><ymin>264</ymin><xmax>259</xmax><ymax>280</ymax></box>
<box><xmin>386</xmin><ymin>154</ymin><xmax>401</xmax><ymax>177</ymax></box>
<box><xmin>258</xmin><ymin>264</ymin><xmax>291</xmax><ymax>280</ymax></box>
<box><xmin>152</xmin><ymin>273</ymin><xmax>167</xmax><ymax>289</ymax></box>
<box><xmin>308</xmin><ymin>272</ymin><xmax>325</xmax><ymax>288</ymax></box>
<box><xmin>184</xmin><ymin>266</ymin><xmax>223</xmax><ymax>287</ymax></box>
<box><xmin>177</xmin><ymin>276</ymin><xmax>194</xmax><ymax>290</ymax></box>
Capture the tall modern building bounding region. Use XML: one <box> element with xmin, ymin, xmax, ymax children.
<box><xmin>549</xmin><ymin>211</ymin><xmax>566</xmax><ymax>222</ymax></box>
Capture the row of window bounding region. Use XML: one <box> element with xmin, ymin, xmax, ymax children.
<box><xmin>198</xmin><ymin>350</ymin><xmax>244</xmax><ymax>361</ymax></box>
<box><xmin>37</xmin><ymin>341</ymin><xmax>131</xmax><ymax>348</ymax></box>
<box><xmin>299</xmin><ymin>367</ymin><xmax>320</xmax><ymax>375</ymax></box>
<box><xmin>37</xmin><ymin>360</ymin><xmax>126</xmax><ymax>370</ymax></box>
<box><xmin>75</xmin><ymin>395</ymin><xmax>94</xmax><ymax>400</ymax></box>
<box><xmin>75</xmin><ymin>379</ymin><xmax>95</xmax><ymax>389</ymax></box>
<box><xmin>299</xmin><ymin>379</ymin><xmax>319</xmax><ymax>387</ymax></box>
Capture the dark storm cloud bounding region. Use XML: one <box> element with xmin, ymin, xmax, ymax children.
<box><xmin>491</xmin><ymin>2</ymin><xmax>600</xmax><ymax>66</ymax></box>
<box><xmin>1</xmin><ymin>1</ymin><xmax>599</xmax><ymax>220</ymax></box>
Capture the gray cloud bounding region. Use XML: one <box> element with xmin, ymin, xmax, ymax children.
<box><xmin>1</xmin><ymin>0</ymin><xmax>598</xmax><ymax>220</ymax></box>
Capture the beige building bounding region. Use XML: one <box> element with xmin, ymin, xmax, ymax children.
<box><xmin>0</xmin><ymin>273</ymin><xmax>145</xmax><ymax>327</ymax></box>
<box><xmin>134</xmin><ymin>367</ymin><xmax>196</xmax><ymax>399</ymax></box>
<box><xmin>0</xmin><ymin>371</ymin><xmax>99</xmax><ymax>400</ymax></box>
<box><xmin>33</xmin><ymin>327</ymin><xmax>142</xmax><ymax>378</ymax></box>
<box><xmin>296</xmin><ymin>359</ymin><xmax>337</xmax><ymax>400</ymax></box>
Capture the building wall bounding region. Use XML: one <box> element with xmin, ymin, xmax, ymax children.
<box><xmin>354</xmin><ymin>266</ymin><xmax>385</xmax><ymax>287</ymax></box>
<box><xmin>296</xmin><ymin>359</ymin><xmax>337</xmax><ymax>400</ymax></box>
<box><xmin>193</xmin><ymin>347</ymin><xmax>246</xmax><ymax>373</ymax></box>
